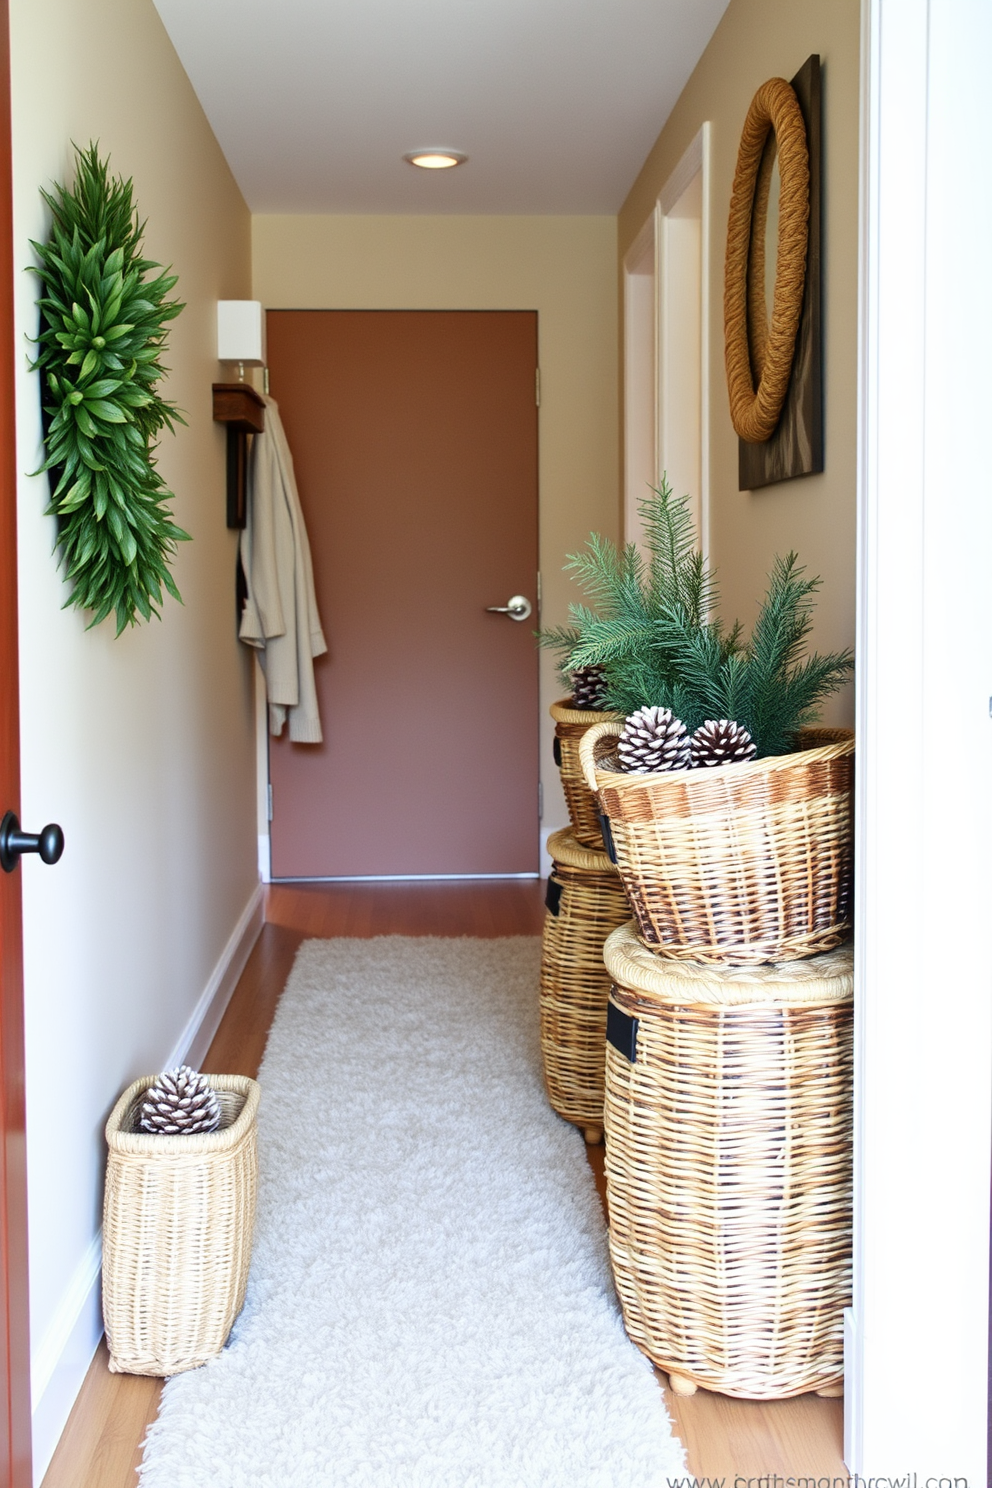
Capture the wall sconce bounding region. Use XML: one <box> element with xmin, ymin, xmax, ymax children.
<box><xmin>212</xmin><ymin>301</ymin><xmax>266</xmax><ymax>529</ymax></box>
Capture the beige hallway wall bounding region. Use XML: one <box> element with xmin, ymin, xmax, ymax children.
<box><xmin>619</xmin><ymin>0</ymin><xmax>860</xmax><ymax>724</ymax></box>
<box><xmin>253</xmin><ymin>214</ymin><xmax>619</xmax><ymax>844</ymax></box>
<box><xmin>10</xmin><ymin>0</ymin><xmax>257</xmax><ymax>1473</ymax></box>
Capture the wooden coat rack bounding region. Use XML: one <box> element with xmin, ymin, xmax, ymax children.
<box><xmin>212</xmin><ymin>383</ymin><xmax>265</xmax><ymax>528</ymax></box>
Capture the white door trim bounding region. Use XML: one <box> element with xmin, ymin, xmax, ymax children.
<box><xmin>622</xmin><ymin>207</ymin><xmax>659</xmax><ymax>549</ymax></box>
<box><xmin>657</xmin><ymin>123</ymin><xmax>711</xmax><ymax>558</ymax></box>
<box><xmin>851</xmin><ymin>0</ymin><xmax>992</xmax><ymax>1474</ymax></box>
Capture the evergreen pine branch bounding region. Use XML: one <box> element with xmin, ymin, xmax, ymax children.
<box><xmin>640</xmin><ymin>476</ymin><xmax>691</xmax><ymax>602</ymax></box>
<box><xmin>740</xmin><ymin>648</ymin><xmax>855</xmax><ymax>756</ymax></box>
<box><xmin>564</xmin><ymin>616</ymin><xmax>659</xmax><ymax>670</ymax></box>
<box><xmin>536</xmin><ymin>480</ymin><xmax>852</xmax><ymax>753</ymax></box>
<box><xmin>735</xmin><ymin>554</ymin><xmax>853</xmax><ymax>755</ymax></box>
<box><xmin>536</xmin><ymin>623</ymin><xmax>581</xmax><ymax>652</ymax></box>
<box><xmin>535</xmin><ymin>624</ymin><xmax>583</xmax><ymax>690</ymax></box>
<box><xmin>713</xmin><ymin>650</ymin><xmax>750</xmax><ymax>727</ymax></box>
<box><xmin>640</xmin><ymin>477</ymin><xmax>717</xmax><ymax>624</ymax></box>
<box><xmin>563</xmin><ymin>533</ymin><xmax>644</xmax><ymax>618</ymax></box>
<box><xmin>747</xmin><ymin>554</ymin><xmax>818</xmax><ymax>681</ymax></box>
<box><xmin>601</xmin><ymin>653</ymin><xmax>678</xmax><ymax>717</ymax></box>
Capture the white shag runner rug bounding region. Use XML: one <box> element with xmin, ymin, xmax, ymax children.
<box><xmin>139</xmin><ymin>936</ymin><xmax>686</xmax><ymax>1487</ymax></box>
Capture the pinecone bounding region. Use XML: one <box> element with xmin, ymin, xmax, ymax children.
<box><xmin>139</xmin><ymin>1066</ymin><xmax>222</xmax><ymax>1135</ymax></box>
<box><xmin>690</xmin><ymin>719</ymin><xmax>757</xmax><ymax>769</ymax></box>
<box><xmin>617</xmin><ymin>706</ymin><xmax>691</xmax><ymax>773</ymax></box>
<box><xmin>570</xmin><ymin>665</ymin><xmax>608</xmax><ymax>711</ymax></box>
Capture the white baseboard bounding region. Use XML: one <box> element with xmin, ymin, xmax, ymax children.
<box><xmin>167</xmin><ymin>883</ymin><xmax>265</xmax><ymax>1071</ymax></box>
<box><xmin>30</xmin><ymin>883</ymin><xmax>265</xmax><ymax>1484</ymax></box>
<box><xmin>30</xmin><ymin>1233</ymin><xmax>103</xmax><ymax>1485</ymax></box>
<box><xmin>843</xmin><ymin>1306</ymin><xmax>860</xmax><ymax>1471</ymax></box>
<box><xmin>540</xmin><ymin>825</ymin><xmax>556</xmax><ymax>879</ymax></box>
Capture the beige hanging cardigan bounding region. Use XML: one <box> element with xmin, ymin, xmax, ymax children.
<box><xmin>239</xmin><ymin>396</ymin><xmax>327</xmax><ymax>743</ymax></box>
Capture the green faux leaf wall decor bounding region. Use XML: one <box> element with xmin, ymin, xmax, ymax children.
<box><xmin>30</xmin><ymin>143</ymin><xmax>189</xmax><ymax>635</ymax></box>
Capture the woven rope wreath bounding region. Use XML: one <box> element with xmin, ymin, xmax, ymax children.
<box><xmin>724</xmin><ymin>78</ymin><xmax>810</xmax><ymax>443</ymax></box>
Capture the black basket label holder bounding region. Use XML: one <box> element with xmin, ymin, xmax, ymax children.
<box><xmin>606</xmin><ymin>995</ymin><xmax>639</xmax><ymax>1062</ymax></box>
<box><xmin>599</xmin><ymin>812</ymin><xmax>617</xmax><ymax>863</ymax></box>
<box><xmin>545</xmin><ymin>874</ymin><xmax>564</xmax><ymax>917</ymax></box>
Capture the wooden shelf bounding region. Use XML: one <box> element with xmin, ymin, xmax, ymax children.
<box><xmin>212</xmin><ymin>382</ymin><xmax>265</xmax><ymax>433</ymax></box>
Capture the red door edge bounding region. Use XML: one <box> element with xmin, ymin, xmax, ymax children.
<box><xmin>0</xmin><ymin>0</ymin><xmax>36</xmax><ymax>1478</ymax></box>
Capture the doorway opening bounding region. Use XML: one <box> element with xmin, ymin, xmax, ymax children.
<box><xmin>622</xmin><ymin>125</ymin><xmax>711</xmax><ymax>555</ymax></box>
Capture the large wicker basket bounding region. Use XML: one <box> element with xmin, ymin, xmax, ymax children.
<box><xmin>103</xmin><ymin>1073</ymin><xmax>260</xmax><ymax>1376</ymax></box>
<box><xmin>580</xmin><ymin>722</ymin><xmax>854</xmax><ymax>966</ymax></box>
<box><xmin>540</xmin><ymin>827</ymin><xmax>630</xmax><ymax>1144</ymax></box>
<box><xmin>603</xmin><ymin>921</ymin><xmax>853</xmax><ymax>1399</ymax></box>
<box><xmin>550</xmin><ymin>698</ymin><xmax>622</xmax><ymax>849</ymax></box>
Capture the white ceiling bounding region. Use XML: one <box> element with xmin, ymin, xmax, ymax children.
<box><xmin>152</xmin><ymin>0</ymin><xmax>729</xmax><ymax>215</ymax></box>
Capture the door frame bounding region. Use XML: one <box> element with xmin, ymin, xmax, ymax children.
<box><xmin>848</xmin><ymin>0</ymin><xmax>992</xmax><ymax>1475</ymax></box>
<box><xmin>0</xmin><ymin>0</ymin><xmax>35</xmax><ymax>1478</ymax></box>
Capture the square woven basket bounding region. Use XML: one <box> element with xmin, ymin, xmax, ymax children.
<box><xmin>103</xmin><ymin>1072</ymin><xmax>260</xmax><ymax>1376</ymax></box>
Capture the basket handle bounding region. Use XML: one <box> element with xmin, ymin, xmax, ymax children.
<box><xmin>578</xmin><ymin>720</ymin><xmax>624</xmax><ymax>793</ymax></box>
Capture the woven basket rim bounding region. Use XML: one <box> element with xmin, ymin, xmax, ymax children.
<box><xmin>106</xmin><ymin>1073</ymin><xmax>260</xmax><ymax>1155</ymax></box>
<box><xmin>549</xmin><ymin>697</ymin><xmax>623</xmax><ymax>727</ymax></box>
<box><xmin>604</xmin><ymin>921</ymin><xmax>853</xmax><ymax>1006</ymax></box>
<box><xmin>579</xmin><ymin>720</ymin><xmax>854</xmax><ymax>795</ymax></box>
<box><xmin>546</xmin><ymin>826</ymin><xmax>615</xmax><ymax>874</ymax></box>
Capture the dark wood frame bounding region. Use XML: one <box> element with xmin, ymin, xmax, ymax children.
<box><xmin>0</xmin><ymin>0</ymin><xmax>35</xmax><ymax>1479</ymax></box>
<box><xmin>739</xmin><ymin>54</ymin><xmax>823</xmax><ymax>491</ymax></box>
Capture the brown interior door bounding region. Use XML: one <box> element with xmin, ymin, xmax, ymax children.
<box><xmin>0</xmin><ymin>0</ymin><xmax>34</xmax><ymax>1478</ymax></box>
<box><xmin>266</xmin><ymin>310</ymin><xmax>540</xmax><ymax>879</ymax></box>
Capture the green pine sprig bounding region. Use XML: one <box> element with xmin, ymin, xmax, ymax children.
<box><xmin>540</xmin><ymin>479</ymin><xmax>720</xmax><ymax>703</ymax></box>
<box><xmin>29</xmin><ymin>143</ymin><xmax>188</xmax><ymax>635</ymax></box>
<box><xmin>539</xmin><ymin>479</ymin><xmax>853</xmax><ymax>757</ymax></box>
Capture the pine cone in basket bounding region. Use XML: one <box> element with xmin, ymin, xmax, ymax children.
<box><xmin>690</xmin><ymin>718</ymin><xmax>757</xmax><ymax>769</ymax></box>
<box><xmin>570</xmin><ymin>665</ymin><xmax>608</xmax><ymax>711</ymax></box>
<box><xmin>138</xmin><ymin>1065</ymin><xmax>222</xmax><ymax>1135</ymax></box>
<box><xmin>617</xmin><ymin>705</ymin><xmax>691</xmax><ymax>773</ymax></box>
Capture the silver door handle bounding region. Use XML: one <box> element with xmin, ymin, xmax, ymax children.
<box><xmin>485</xmin><ymin>594</ymin><xmax>532</xmax><ymax>622</ymax></box>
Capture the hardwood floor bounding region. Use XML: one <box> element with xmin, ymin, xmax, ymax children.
<box><xmin>264</xmin><ymin>878</ymin><xmax>547</xmax><ymax>941</ymax></box>
<box><xmin>42</xmin><ymin>880</ymin><xmax>844</xmax><ymax>1487</ymax></box>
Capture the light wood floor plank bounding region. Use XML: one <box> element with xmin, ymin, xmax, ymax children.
<box><xmin>42</xmin><ymin>880</ymin><xmax>845</xmax><ymax>1486</ymax></box>
<box><xmin>664</xmin><ymin>1386</ymin><xmax>845</xmax><ymax>1476</ymax></box>
<box><xmin>40</xmin><ymin>1340</ymin><xmax>160</xmax><ymax>1488</ymax></box>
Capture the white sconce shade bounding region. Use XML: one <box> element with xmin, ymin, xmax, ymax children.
<box><xmin>217</xmin><ymin>300</ymin><xmax>265</xmax><ymax>365</ymax></box>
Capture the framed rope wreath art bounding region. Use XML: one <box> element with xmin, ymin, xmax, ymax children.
<box><xmin>725</xmin><ymin>55</ymin><xmax>823</xmax><ymax>490</ymax></box>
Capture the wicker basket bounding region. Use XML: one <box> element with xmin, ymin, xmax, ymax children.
<box><xmin>550</xmin><ymin>698</ymin><xmax>622</xmax><ymax>849</ymax></box>
<box><xmin>103</xmin><ymin>1073</ymin><xmax>260</xmax><ymax>1376</ymax></box>
<box><xmin>540</xmin><ymin>828</ymin><xmax>630</xmax><ymax>1144</ymax></box>
<box><xmin>603</xmin><ymin>921</ymin><xmax>853</xmax><ymax>1400</ymax></box>
<box><xmin>579</xmin><ymin>722</ymin><xmax>854</xmax><ymax>966</ymax></box>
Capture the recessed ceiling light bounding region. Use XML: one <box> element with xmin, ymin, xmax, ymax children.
<box><xmin>403</xmin><ymin>150</ymin><xmax>467</xmax><ymax>170</ymax></box>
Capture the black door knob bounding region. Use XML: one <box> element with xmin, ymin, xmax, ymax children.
<box><xmin>0</xmin><ymin>812</ymin><xmax>65</xmax><ymax>874</ymax></box>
